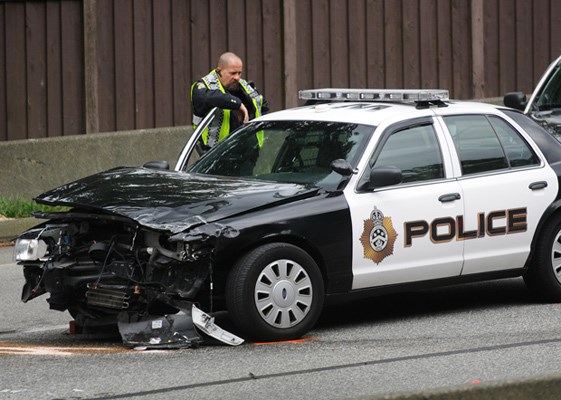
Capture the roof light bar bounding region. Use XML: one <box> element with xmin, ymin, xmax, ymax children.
<box><xmin>298</xmin><ymin>88</ymin><xmax>449</xmax><ymax>103</ymax></box>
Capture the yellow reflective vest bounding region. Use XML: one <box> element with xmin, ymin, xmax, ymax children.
<box><xmin>190</xmin><ymin>70</ymin><xmax>264</xmax><ymax>147</ymax></box>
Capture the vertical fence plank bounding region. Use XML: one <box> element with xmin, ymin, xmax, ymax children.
<box><xmin>96</xmin><ymin>0</ymin><xmax>115</xmax><ymax>132</ymax></box>
<box><xmin>349</xmin><ymin>0</ymin><xmax>367</xmax><ymax>88</ymax></box>
<box><xmin>295</xmin><ymin>0</ymin><xmax>313</xmax><ymax>94</ymax></box>
<box><xmin>227</xmin><ymin>0</ymin><xmax>246</xmax><ymax>58</ymax></box>
<box><xmin>330</xmin><ymin>0</ymin><xmax>348</xmax><ymax>86</ymax></box>
<box><xmin>190</xmin><ymin>1</ymin><xmax>210</xmax><ymax>80</ymax></box>
<box><xmin>153</xmin><ymin>0</ymin><xmax>173</xmax><ymax>127</ymax></box>
<box><xmin>436</xmin><ymin>0</ymin><xmax>452</xmax><ymax>93</ymax></box>
<box><xmin>552</xmin><ymin>0</ymin><xmax>561</xmax><ymax>57</ymax></box>
<box><xmin>83</xmin><ymin>0</ymin><xmax>98</xmax><ymax>134</ymax></box>
<box><xmin>172</xmin><ymin>0</ymin><xmax>191</xmax><ymax>126</ymax></box>
<box><xmin>283</xmin><ymin>0</ymin><xmax>297</xmax><ymax>107</ymax></box>
<box><xmin>114</xmin><ymin>0</ymin><xmax>134</xmax><ymax>131</ymax></box>
<box><xmin>471</xmin><ymin>0</ymin><xmax>485</xmax><ymax>98</ymax></box>
<box><xmin>311</xmin><ymin>0</ymin><xmax>330</xmax><ymax>88</ymax></box>
<box><xmin>452</xmin><ymin>0</ymin><xmax>471</xmax><ymax>99</ymax></box>
<box><xmin>384</xmin><ymin>0</ymin><xmax>403</xmax><ymax>88</ymax></box>
<box><xmin>245</xmin><ymin>0</ymin><xmax>264</xmax><ymax>91</ymax></box>
<box><xmin>498</xmin><ymin>0</ymin><xmax>516</xmax><ymax>95</ymax></box>
<box><xmin>209</xmin><ymin>0</ymin><xmax>227</xmax><ymax>63</ymax></box>
<box><xmin>533</xmin><ymin>0</ymin><xmax>550</xmax><ymax>82</ymax></box>
<box><xmin>366</xmin><ymin>0</ymin><xmax>385</xmax><ymax>88</ymax></box>
<box><xmin>134</xmin><ymin>0</ymin><xmax>154</xmax><ymax>129</ymax></box>
<box><xmin>25</xmin><ymin>2</ymin><xmax>47</xmax><ymax>139</ymax></box>
<box><xmin>45</xmin><ymin>1</ymin><xmax>63</xmax><ymax>136</ymax></box>
<box><xmin>419</xmin><ymin>0</ymin><xmax>438</xmax><ymax>89</ymax></box>
<box><xmin>482</xmin><ymin>0</ymin><xmax>499</xmax><ymax>97</ymax></box>
<box><xmin>61</xmin><ymin>0</ymin><xmax>85</xmax><ymax>136</ymax></box>
<box><xmin>515</xmin><ymin>0</ymin><xmax>533</xmax><ymax>92</ymax></box>
<box><xmin>5</xmin><ymin>2</ymin><xmax>27</xmax><ymax>140</ymax></box>
<box><xmin>262</xmin><ymin>0</ymin><xmax>282</xmax><ymax>111</ymax></box>
<box><xmin>402</xmin><ymin>0</ymin><xmax>420</xmax><ymax>88</ymax></box>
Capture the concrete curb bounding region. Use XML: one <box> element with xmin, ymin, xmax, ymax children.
<box><xmin>0</xmin><ymin>217</ymin><xmax>41</xmax><ymax>242</ymax></box>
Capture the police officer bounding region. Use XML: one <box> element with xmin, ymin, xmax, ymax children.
<box><xmin>191</xmin><ymin>52</ymin><xmax>268</xmax><ymax>150</ymax></box>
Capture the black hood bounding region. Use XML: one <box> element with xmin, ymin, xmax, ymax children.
<box><xmin>35</xmin><ymin>167</ymin><xmax>320</xmax><ymax>233</ymax></box>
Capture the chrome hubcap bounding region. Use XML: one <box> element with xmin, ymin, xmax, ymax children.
<box><xmin>551</xmin><ymin>231</ymin><xmax>561</xmax><ymax>284</ymax></box>
<box><xmin>254</xmin><ymin>259</ymin><xmax>313</xmax><ymax>329</ymax></box>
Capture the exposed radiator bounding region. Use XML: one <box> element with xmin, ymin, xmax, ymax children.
<box><xmin>86</xmin><ymin>284</ymin><xmax>130</xmax><ymax>310</ymax></box>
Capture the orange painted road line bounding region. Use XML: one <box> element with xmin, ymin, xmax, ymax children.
<box><xmin>253</xmin><ymin>336</ymin><xmax>316</xmax><ymax>346</ymax></box>
<box><xmin>0</xmin><ymin>342</ymin><xmax>128</xmax><ymax>356</ymax></box>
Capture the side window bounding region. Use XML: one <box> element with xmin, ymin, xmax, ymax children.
<box><xmin>443</xmin><ymin>115</ymin><xmax>539</xmax><ymax>175</ymax></box>
<box><xmin>443</xmin><ymin>115</ymin><xmax>508</xmax><ymax>175</ymax></box>
<box><xmin>372</xmin><ymin>124</ymin><xmax>444</xmax><ymax>183</ymax></box>
<box><xmin>488</xmin><ymin>116</ymin><xmax>539</xmax><ymax>167</ymax></box>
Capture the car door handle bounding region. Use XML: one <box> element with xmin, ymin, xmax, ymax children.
<box><xmin>529</xmin><ymin>181</ymin><xmax>548</xmax><ymax>191</ymax></box>
<box><xmin>438</xmin><ymin>193</ymin><xmax>461</xmax><ymax>202</ymax></box>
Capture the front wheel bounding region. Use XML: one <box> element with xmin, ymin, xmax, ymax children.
<box><xmin>524</xmin><ymin>217</ymin><xmax>561</xmax><ymax>302</ymax></box>
<box><xmin>226</xmin><ymin>243</ymin><xmax>324</xmax><ymax>341</ymax></box>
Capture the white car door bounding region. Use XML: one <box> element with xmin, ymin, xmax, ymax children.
<box><xmin>346</xmin><ymin>117</ymin><xmax>465</xmax><ymax>290</ymax></box>
<box><xmin>440</xmin><ymin>113</ymin><xmax>559</xmax><ymax>275</ymax></box>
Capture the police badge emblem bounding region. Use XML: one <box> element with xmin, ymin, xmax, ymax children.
<box><xmin>359</xmin><ymin>207</ymin><xmax>398</xmax><ymax>264</ymax></box>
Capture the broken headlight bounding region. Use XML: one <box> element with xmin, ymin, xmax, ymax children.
<box><xmin>14</xmin><ymin>238</ymin><xmax>48</xmax><ymax>261</ymax></box>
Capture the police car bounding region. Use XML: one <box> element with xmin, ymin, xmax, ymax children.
<box><xmin>14</xmin><ymin>89</ymin><xmax>561</xmax><ymax>347</ymax></box>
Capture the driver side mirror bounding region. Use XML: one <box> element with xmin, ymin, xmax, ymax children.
<box><xmin>359</xmin><ymin>166</ymin><xmax>402</xmax><ymax>191</ymax></box>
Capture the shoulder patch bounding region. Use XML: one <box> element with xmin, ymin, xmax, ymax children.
<box><xmin>197</xmin><ymin>82</ymin><xmax>205</xmax><ymax>90</ymax></box>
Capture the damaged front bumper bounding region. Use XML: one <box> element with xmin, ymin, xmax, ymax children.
<box><xmin>118</xmin><ymin>303</ymin><xmax>243</xmax><ymax>349</ymax></box>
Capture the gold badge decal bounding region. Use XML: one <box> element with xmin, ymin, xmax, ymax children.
<box><xmin>359</xmin><ymin>207</ymin><xmax>398</xmax><ymax>264</ymax></box>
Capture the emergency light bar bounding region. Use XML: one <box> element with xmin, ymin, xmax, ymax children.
<box><xmin>298</xmin><ymin>88</ymin><xmax>449</xmax><ymax>103</ymax></box>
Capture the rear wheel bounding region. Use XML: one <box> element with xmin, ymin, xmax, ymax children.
<box><xmin>524</xmin><ymin>217</ymin><xmax>561</xmax><ymax>302</ymax></box>
<box><xmin>226</xmin><ymin>243</ymin><xmax>324</xmax><ymax>341</ymax></box>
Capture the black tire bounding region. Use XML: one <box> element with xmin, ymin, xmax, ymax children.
<box><xmin>524</xmin><ymin>217</ymin><xmax>561</xmax><ymax>302</ymax></box>
<box><xmin>226</xmin><ymin>243</ymin><xmax>324</xmax><ymax>341</ymax></box>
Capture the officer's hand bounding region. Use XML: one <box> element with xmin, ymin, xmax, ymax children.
<box><xmin>238</xmin><ymin>103</ymin><xmax>249</xmax><ymax>124</ymax></box>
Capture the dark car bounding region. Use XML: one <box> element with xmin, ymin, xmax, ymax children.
<box><xmin>504</xmin><ymin>55</ymin><xmax>561</xmax><ymax>139</ymax></box>
<box><xmin>14</xmin><ymin>89</ymin><xmax>561</xmax><ymax>348</ymax></box>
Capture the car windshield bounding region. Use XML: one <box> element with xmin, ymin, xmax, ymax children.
<box><xmin>186</xmin><ymin>120</ymin><xmax>374</xmax><ymax>190</ymax></box>
<box><xmin>535</xmin><ymin>65</ymin><xmax>561</xmax><ymax>111</ymax></box>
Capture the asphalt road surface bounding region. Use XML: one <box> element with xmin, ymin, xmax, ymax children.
<box><xmin>2</xmin><ymin>245</ymin><xmax>561</xmax><ymax>400</ymax></box>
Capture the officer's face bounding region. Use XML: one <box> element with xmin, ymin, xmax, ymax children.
<box><xmin>217</xmin><ymin>61</ymin><xmax>243</xmax><ymax>91</ymax></box>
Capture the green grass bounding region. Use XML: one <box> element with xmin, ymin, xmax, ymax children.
<box><xmin>0</xmin><ymin>196</ymin><xmax>69</xmax><ymax>218</ymax></box>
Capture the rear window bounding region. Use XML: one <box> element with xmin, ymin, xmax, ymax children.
<box><xmin>503</xmin><ymin>109</ymin><xmax>561</xmax><ymax>164</ymax></box>
<box><xmin>443</xmin><ymin>114</ymin><xmax>539</xmax><ymax>175</ymax></box>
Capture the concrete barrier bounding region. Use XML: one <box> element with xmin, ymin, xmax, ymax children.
<box><xmin>0</xmin><ymin>126</ymin><xmax>192</xmax><ymax>200</ymax></box>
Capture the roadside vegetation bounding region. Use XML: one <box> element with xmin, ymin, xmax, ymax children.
<box><xmin>0</xmin><ymin>196</ymin><xmax>68</xmax><ymax>218</ymax></box>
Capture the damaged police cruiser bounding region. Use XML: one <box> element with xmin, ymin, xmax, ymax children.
<box><xmin>14</xmin><ymin>88</ymin><xmax>561</xmax><ymax>348</ymax></box>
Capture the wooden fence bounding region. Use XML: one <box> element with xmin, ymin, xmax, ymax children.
<box><xmin>1</xmin><ymin>0</ymin><xmax>561</xmax><ymax>141</ymax></box>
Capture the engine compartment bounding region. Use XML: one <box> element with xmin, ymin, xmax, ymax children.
<box><xmin>17</xmin><ymin>212</ymin><xmax>215</xmax><ymax>327</ymax></box>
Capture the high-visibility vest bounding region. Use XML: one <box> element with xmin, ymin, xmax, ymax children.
<box><xmin>191</xmin><ymin>69</ymin><xmax>264</xmax><ymax>147</ymax></box>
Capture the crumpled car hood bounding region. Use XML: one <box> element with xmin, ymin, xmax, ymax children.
<box><xmin>35</xmin><ymin>167</ymin><xmax>320</xmax><ymax>233</ymax></box>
